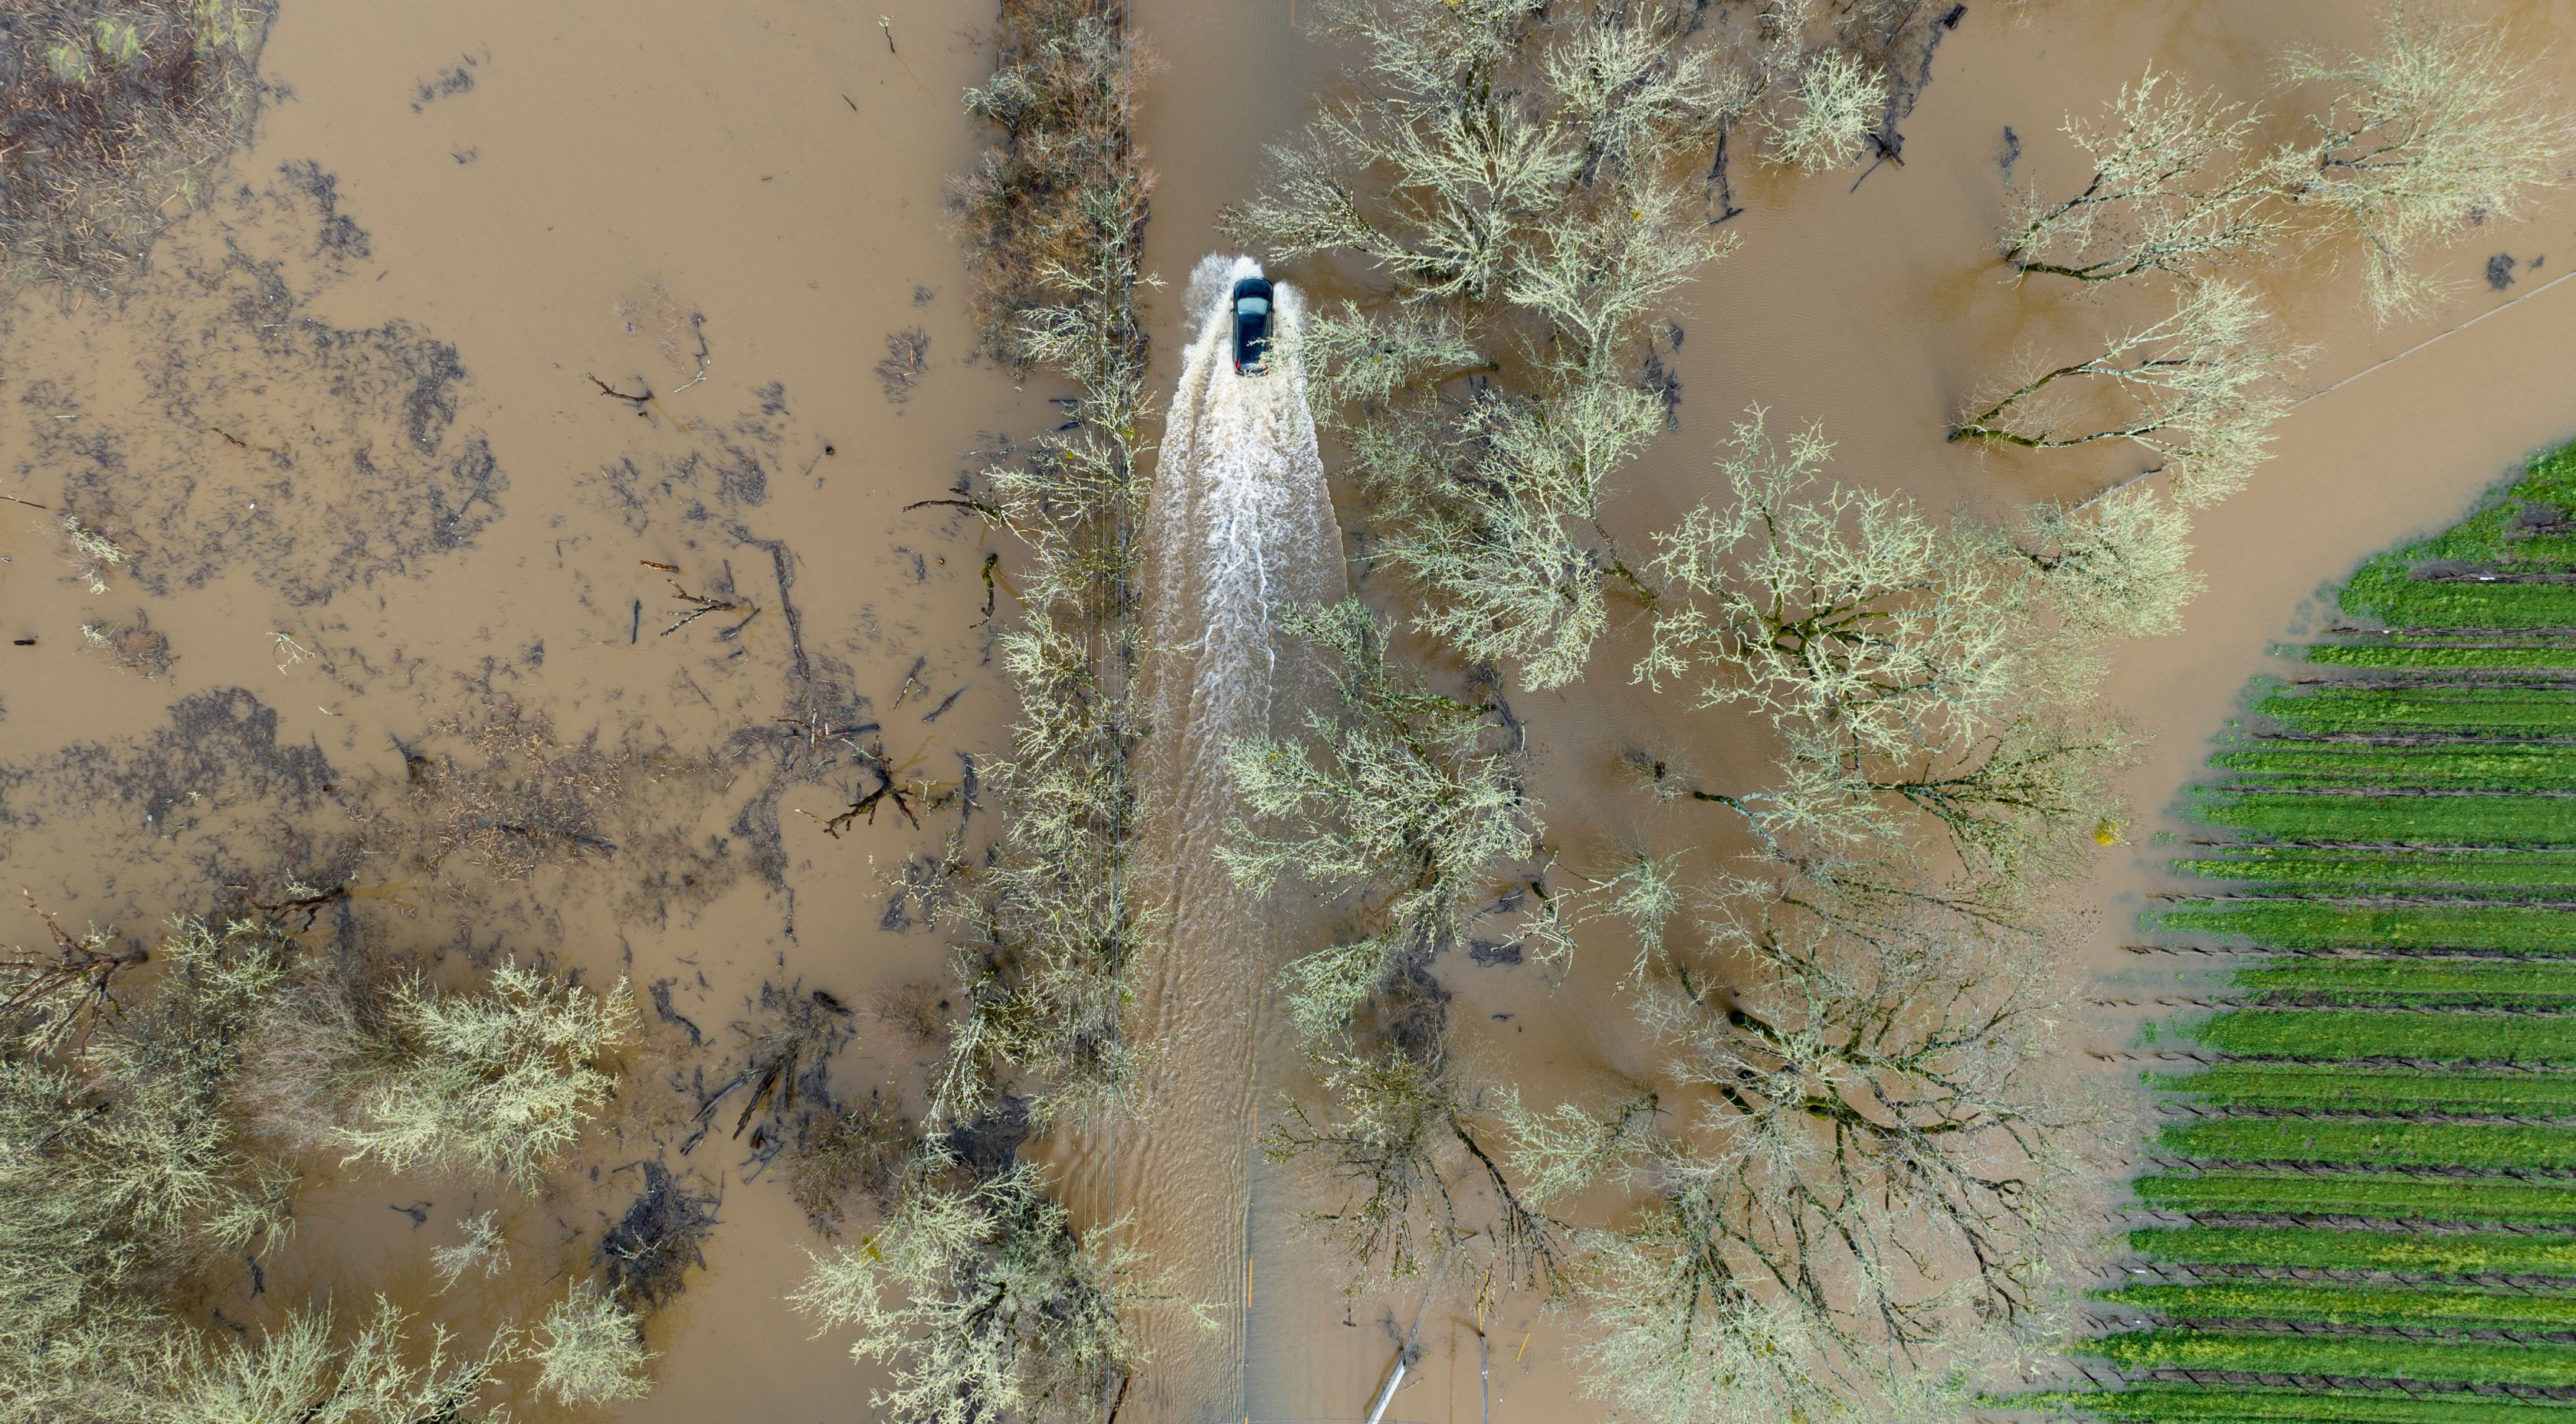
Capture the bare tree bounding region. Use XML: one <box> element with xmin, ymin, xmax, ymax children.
<box><xmin>2002</xmin><ymin>66</ymin><xmax>2295</xmax><ymax>282</ymax></box>
<box><xmin>1642</xmin><ymin>409</ymin><xmax>2030</xmax><ymax>766</ymax></box>
<box><xmin>316</xmin><ymin>963</ymin><xmax>636</xmax><ymax>1190</ymax></box>
<box><xmin>2283</xmin><ymin>5</ymin><xmax>2575</xmax><ymax>322</ymax></box>
<box><xmin>1763</xmin><ymin>47</ymin><xmax>1889</xmax><ymax>172</ymax></box>
<box><xmin>2011</xmin><ymin>483</ymin><xmax>2206</xmax><ymax>639</ymax></box>
<box><xmin>161</xmin><ymin>1299</ymin><xmax>517</xmax><ymax>1424</ymax></box>
<box><xmin>0</xmin><ymin>918</ymin><xmax>302</xmax><ymax>1422</ymax></box>
<box><xmin>1224</xmin><ymin>601</ymin><xmax>1539</xmax><ymax>1044</ymax></box>
<box><xmin>1</xmin><ymin>915</ymin><xmax>654</xmax><ymax>1423</ymax></box>
<box><xmin>1948</xmin><ymin>278</ymin><xmax>2295</xmax><ymax>507</ymax></box>
<box><xmin>1226</xmin><ymin>0</ymin><xmax>1732</xmax><ymax>692</ymax></box>
<box><xmin>533</xmin><ymin>1280</ymin><xmax>654</xmax><ymax>1407</ymax></box>
<box><xmin>1214</xmin><ymin>601</ymin><xmax>1583</xmax><ymax>1303</ymax></box>
<box><xmin>1522</xmin><ymin>870</ymin><xmax>2108</xmax><ymax>1424</ymax></box>
<box><xmin>1634</xmin><ymin>409</ymin><xmax>2147</xmax><ymax>879</ymax></box>
<box><xmin>1266</xmin><ymin>1012</ymin><xmax>1619</xmax><ymax>1306</ymax></box>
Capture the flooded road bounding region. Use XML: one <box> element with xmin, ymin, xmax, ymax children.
<box><xmin>8</xmin><ymin>0</ymin><xmax>2576</xmax><ymax>1419</ymax></box>
<box><xmin>1097</xmin><ymin>253</ymin><xmax>1343</xmax><ymax>1422</ymax></box>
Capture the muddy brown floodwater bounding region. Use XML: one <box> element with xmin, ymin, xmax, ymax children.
<box><xmin>2</xmin><ymin>1</ymin><xmax>1035</xmax><ymax>1419</ymax></box>
<box><xmin>7</xmin><ymin>2</ymin><xmax>2576</xmax><ymax>1421</ymax></box>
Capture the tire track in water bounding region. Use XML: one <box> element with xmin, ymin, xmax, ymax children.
<box><xmin>1116</xmin><ymin>254</ymin><xmax>1343</xmax><ymax>1422</ymax></box>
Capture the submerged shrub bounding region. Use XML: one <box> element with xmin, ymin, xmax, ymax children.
<box><xmin>793</xmin><ymin>1156</ymin><xmax>1136</xmax><ymax>1424</ymax></box>
<box><xmin>533</xmin><ymin>1281</ymin><xmax>654</xmax><ymax>1408</ymax></box>
<box><xmin>329</xmin><ymin>963</ymin><xmax>636</xmax><ymax>1189</ymax></box>
<box><xmin>0</xmin><ymin>915</ymin><xmax>646</xmax><ymax>1421</ymax></box>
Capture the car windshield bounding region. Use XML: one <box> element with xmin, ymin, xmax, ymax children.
<box><xmin>1237</xmin><ymin>296</ymin><xmax>1270</xmax><ymax>316</ymax></box>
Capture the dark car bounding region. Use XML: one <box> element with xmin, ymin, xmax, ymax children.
<box><xmin>1231</xmin><ymin>277</ymin><xmax>1273</xmax><ymax>375</ymax></box>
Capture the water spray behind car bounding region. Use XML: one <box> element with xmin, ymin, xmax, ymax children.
<box><xmin>1116</xmin><ymin>253</ymin><xmax>1345</xmax><ymax>1416</ymax></box>
<box><xmin>1143</xmin><ymin>254</ymin><xmax>1342</xmax><ymax>793</ymax></box>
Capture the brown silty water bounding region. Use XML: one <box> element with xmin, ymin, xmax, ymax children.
<box><xmin>8</xmin><ymin>1</ymin><xmax>2576</xmax><ymax>1420</ymax></box>
<box><xmin>2</xmin><ymin>1</ymin><xmax>1028</xmax><ymax>1418</ymax></box>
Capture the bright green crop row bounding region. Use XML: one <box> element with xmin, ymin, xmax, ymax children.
<box><xmin>2161</xmin><ymin>1064</ymin><xmax>2576</xmax><ymax>1116</ymax></box>
<box><xmin>2174</xmin><ymin>848</ymin><xmax>2576</xmax><ymax>892</ymax></box>
<box><xmin>2032</xmin><ymin>1383</ymin><xmax>2576</xmax><ymax>1424</ymax></box>
<box><xmin>2254</xmin><ymin>686</ymin><xmax>2576</xmax><ymax>735</ymax></box>
<box><xmin>2162</xmin><ymin>1117</ymin><xmax>2576</xmax><ymax>1170</ymax></box>
<box><xmin>2346</xmin><ymin>583</ymin><xmax>2576</xmax><ymax>631</ymax></box>
<box><xmin>2092</xmin><ymin>1328</ymin><xmax>2576</xmax><ymax>1388</ymax></box>
<box><xmin>2135</xmin><ymin>1168</ymin><xmax>2576</xmax><ymax>1225</ymax></box>
<box><xmin>2306</xmin><ymin>643</ymin><xmax>2576</xmax><ymax>670</ymax></box>
<box><xmin>2101</xmin><ymin>1281</ymin><xmax>2576</xmax><ymax>1329</ymax></box>
<box><xmin>2234</xmin><ymin>958</ymin><xmax>2576</xmax><ymax>1006</ymax></box>
<box><xmin>2211</xmin><ymin>743</ymin><xmax>2576</xmax><ymax>791</ymax></box>
<box><xmin>2192</xmin><ymin>794</ymin><xmax>2576</xmax><ymax>846</ymax></box>
<box><xmin>2067</xmin><ymin>466</ymin><xmax>2576</xmax><ymax>1422</ymax></box>
<box><xmin>2339</xmin><ymin>522</ymin><xmax>2576</xmax><ymax>628</ymax></box>
<box><xmin>2132</xmin><ymin>1225</ymin><xmax>2576</xmax><ymax>1276</ymax></box>
<box><xmin>2161</xmin><ymin>901</ymin><xmax>2576</xmax><ymax>952</ymax></box>
<box><xmin>2165</xmin><ymin>1063</ymin><xmax>2576</xmax><ymax>1114</ymax></box>
<box><xmin>2335</xmin><ymin>458</ymin><xmax>2576</xmax><ymax>631</ymax></box>
<box><xmin>2192</xmin><ymin>1009</ymin><xmax>2576</xmax><ymax>1063</ymax></box>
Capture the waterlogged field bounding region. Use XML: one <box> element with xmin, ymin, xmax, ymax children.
<box><xmin>2058</xmin><ymin>446</ymin><xmax>2576</xmax><ymax>1418</ymax></box>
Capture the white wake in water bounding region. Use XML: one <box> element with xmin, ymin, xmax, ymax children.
<box><xmin>1109</xmin><ymin>254</ymin><xmax>1345</xmax><ymax>1422</ymax></box>
<box><xmin>1147</xmin><ymin>254</ymin><xmax>1344</xmax><ymax>800</ymax></box>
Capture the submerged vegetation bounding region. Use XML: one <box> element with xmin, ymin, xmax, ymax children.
<box><xmin>1218</xmin><ymin>2</ymin><xmax>2155</xmax><ymax>1420</ymax></box>
<box><xmin>2047</xmin><ymin>447</ymin><xmax>2576</xmax><ymax>1419</ymax></box>
<box><xmin>0</xmin><ymin>0</ymin><xmax>274</xmax><ymax>285</ymax></box>
<box><xmin>0</xmin><ymin>912</ymin><xmax>646</xmax><ymax>1422</ymax></box>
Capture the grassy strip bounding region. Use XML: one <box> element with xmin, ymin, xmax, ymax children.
<box><xmin>2135</xmin><ymin>1168</ymin><xmax>2576</xmax><ymax>1225</ymax></box>
<box><xmin>2133</xmin><ymin>1226</ymin><xmax>2576</xmax><ymax>1276</ymax></box>
<box><xmin>2342</xmin><ymin>582</ymin><xmax>2576</xmax><ymax>633</ymax></box>
<box><xmin>2102</xmin><ymin>1281</ymin><xmax>2576</xmax><ymax>1329</ymax></box>
<box><xmin>2191</xmin><ymin>1010</ymin><xmax>2576</xmax><ymax>1063</ymax></box>
<box><xmin>2092</xmin><ymin>1329</ymin><xmax>2576</xmax><ymax>1388</ymax></box>
<box><xmin>2232</xmin><ymin>960</ymin><xmax>2576</xmax><ymax>1006</ymax></box>
<box><xmin>2174</xmin><ymin>849</ymin><xmax>2576</xmax><ymax>892</ymax></box>
<box><xmin>2211</xmin><ymin>744</ymin><xmax>2576</xmax><ymax>791</ymax></box>
<box><xmin>2161</xmin><ymin>1118</ymin><xmax>2576</xmax><ymax>1170</ymax></box>
<box><xmin>2253</xmin><ymin>687</ymin><xmax>2576</xmax><ymax>735</ymax></box>
<box><xmin>2192</xmin><ymin>794</ymin><xmax>2576</xmax><ymax>846</ymax></box>
<box><xmin>2030</xmin><ymin>1384</ymin><xmax>2576</xmax><ymax>1423</ymax></box>
<box><xmin>2161</xmin><ymin>902</ymin><xmax>2576</xmax><ymax>951</ymax></box>
<box><xmin>2335</xmin><ymin>453</ymin><xmax>2576</xmax><ymax>625</ymax></box>
<box><xmin>2164</xmin><ymin>1065</ymin><xmax>2576</xmax><ymax>1116</ymax></box>
<box><xmin>2307</xmin><ymin>644</ymin><xmax>2576</xmax><ymax>670</ymax></box>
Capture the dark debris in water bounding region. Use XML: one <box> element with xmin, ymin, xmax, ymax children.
<box><xmin>597</xmin><ymin>1160</ymin><xmax>720</xmax><ymax>1315</ymax></box>
<box><xmin>0</xmin><ymin>687</ymin><xmax>336</xmax><ymax>843</ymax></box>
<box><xmin>20</xmin><ymin>165</ymin><xmax>508</xmax><ymax>607</ymax></box>
<box><xmin>944</xmin><ymin>1095</ymin><xmax>1031</xmax><ymax>1177</ymax></box>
